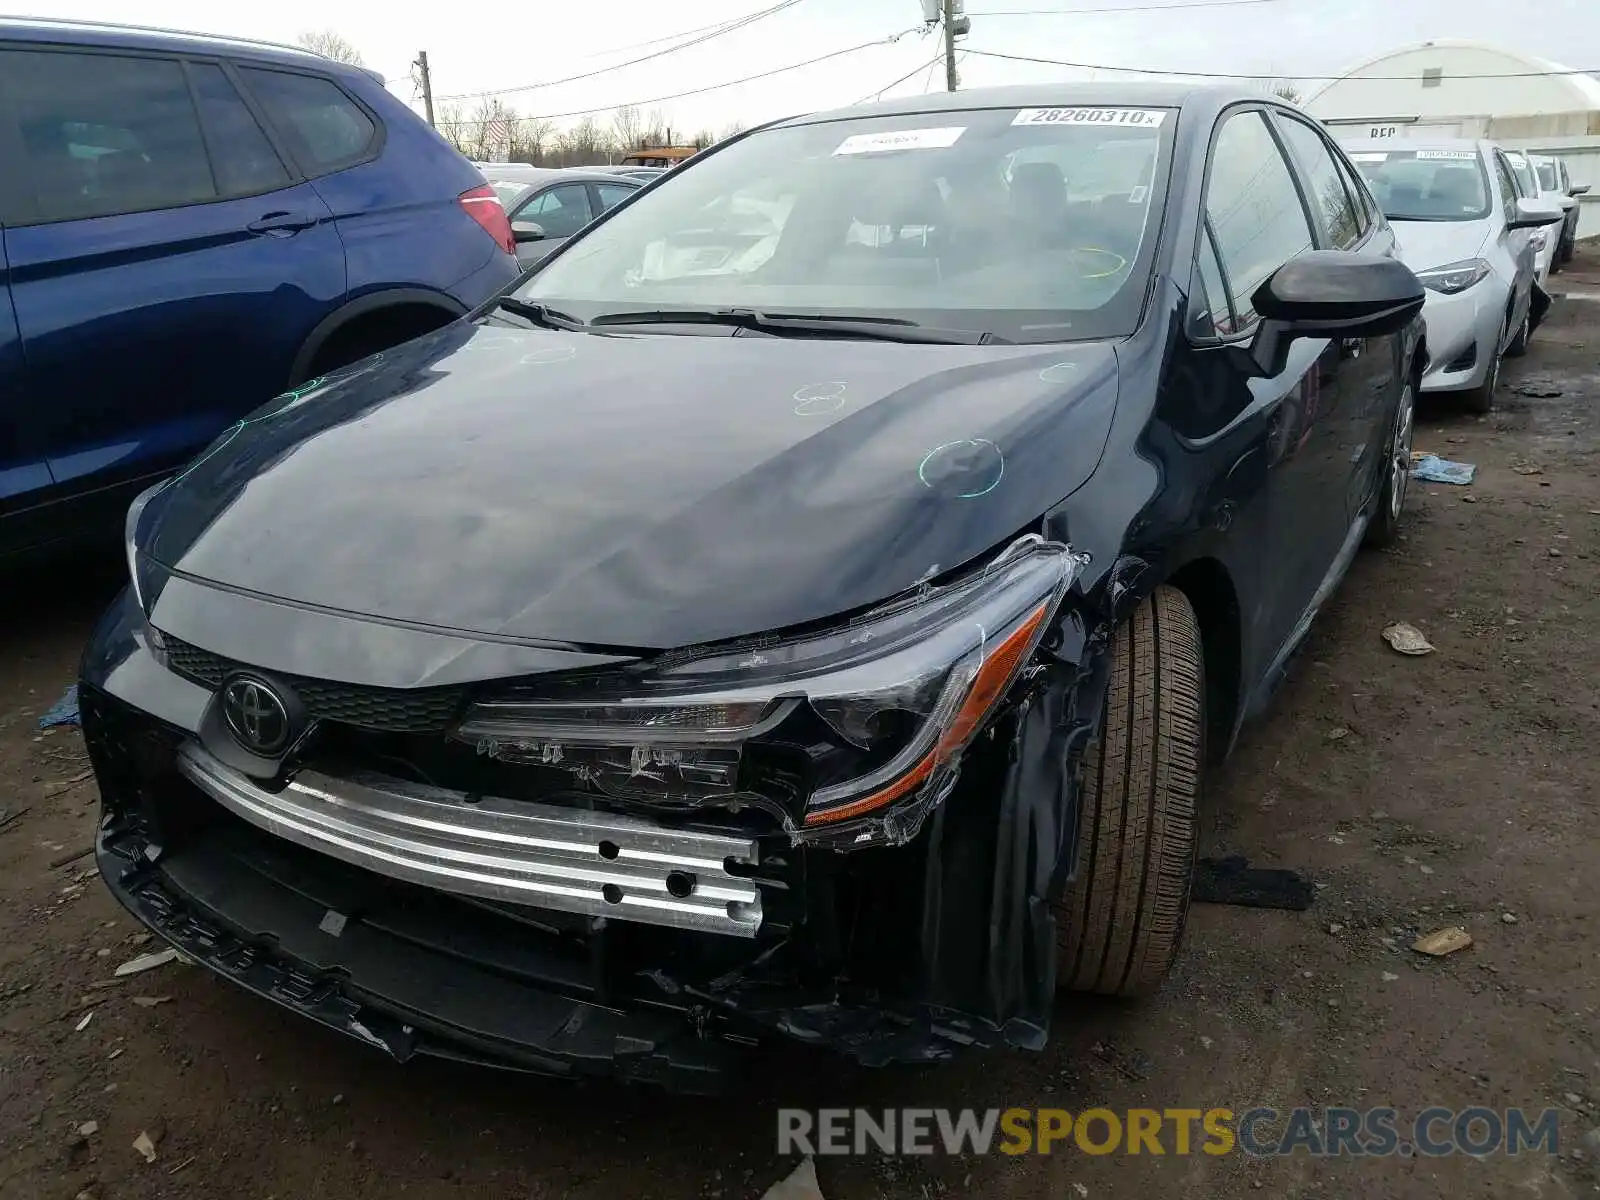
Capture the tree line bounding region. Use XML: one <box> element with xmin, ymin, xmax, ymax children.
<box><xmin>435</xmin><ymin>100</ymin><xmax>746</xmax><ymax>167</ymax></box>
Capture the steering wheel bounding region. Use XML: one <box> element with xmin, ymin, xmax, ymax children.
<box><xmin>1068</xmin><ymin>246</ymin><xmax>1129</xmax><ymax>280</ymax></box>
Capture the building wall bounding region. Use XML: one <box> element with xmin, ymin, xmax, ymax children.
<box><xmin>1306</xmin><ymin>45</ymin><xmax>1600</xmax><ymax>123</ymax></box>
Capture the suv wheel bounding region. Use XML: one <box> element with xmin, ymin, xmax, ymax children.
<box><xmin>1054</xmin><ymin>586</ymin><xmax>1203</xmax><ymax>997</ymax></box>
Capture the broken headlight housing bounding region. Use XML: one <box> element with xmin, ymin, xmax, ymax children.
<box><xmin>451</xmin><ymin>537</ymin><xmax>1087</xmax><ymax>843</ymax></box>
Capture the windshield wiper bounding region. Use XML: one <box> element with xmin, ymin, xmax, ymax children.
<box><xmin>589</xmin><ymin>307</ymin><xmax>1010</xmax><ymax>345</ymax></box>
<box><xmin>492</xmin><ymin>297</ymin><xmax>588</xmax><ymax>331</ymax></box>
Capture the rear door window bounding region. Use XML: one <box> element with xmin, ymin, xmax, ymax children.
<box><xmin>0</xmin><ymin>48</ymin><xmax>217</xmax><ymax>222</ymax></box>
<box><xmin>237</xmin><ymin>67</ymin><xmax>376</xmax><ymax>174</ymax></box>
<box><xmin>594</xmin><ymin>182</ymin><xmax>636</xmax><ymax>213</ymax></box>
<box><xmin>187</xmin><ymin>63</ymin><xmax>290</xmax><ymax>196</ymax></box>
<box><xmin>1274</xmin><ymin>116</ymin><xmax>1362</xmax><ymax>249</ymax></box>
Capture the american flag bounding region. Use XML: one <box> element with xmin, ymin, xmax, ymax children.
<box><xmin>486</xmin><ymin>115</ymin><xmax>513</xmax><ymax>157</ymax></box>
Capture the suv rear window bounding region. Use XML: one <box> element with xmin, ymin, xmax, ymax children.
<box><xmin>0</xmin><ymin>49</ymin><xmax>216</xmax><ymax>221</ymax></box>
<box><xmin>238</xmin><ymin>68</ymin><xmax>375</xmax><ymax>173</ymax></box>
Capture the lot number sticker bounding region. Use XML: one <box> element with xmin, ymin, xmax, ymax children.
<box><xmin>1415</xmin><ymin>149</ymin><xmax>1477</xmax><ymax>160</ymax></box>
<box><xmin>1012</xmin><ymin>107</ymin><xmax>1167</xmax><ymax>128</ymax></box>
<box><xmin>834</xmin><ymin>127</ymin><xmax>966</xmax><ymax>154</ymax></box>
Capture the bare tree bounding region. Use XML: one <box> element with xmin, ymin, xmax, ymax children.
<box><xmin>557</xmin><ymin>117</ymin><xmax>612</xmax><ymax>167</ymax></box>
<box><xmin>511</xmin><ymin>118</ymin><xmax>557</xmax><ymax>165</ymax></box>
<box><xmin>435</xmin><ymin>102</ymin><xmax>469</xmax><ymax>154</ymax></box>
<box><xmin>296</xmin><ymin>30</ymin><xmax>365</xmax><ymax>66</ymax></box>
<box><xmin>611</xmin><ymin>106</ymin><xmax>645</xmax><ymax>154</ymax></box>
<box><xmin>718</xmin><ymin>120</ymin><xmax>747</xmax><ymax>142</ymax></box>
<box><xmin>1263</xmin><ymin>78</ymin><xmax>1302</xmax><ymax>104</ymax></box>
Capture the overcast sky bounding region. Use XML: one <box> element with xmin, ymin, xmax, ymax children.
<box><xmin>21</xmin><ymin>0</ymin><xmax>1600</xmax><ymax>134</ymax></box>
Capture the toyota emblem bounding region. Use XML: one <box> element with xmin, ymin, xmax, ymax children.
<box><xmin>221</xmin><ymin>676</ymin><xmax>292</xmax><ymax>755</ymax></box>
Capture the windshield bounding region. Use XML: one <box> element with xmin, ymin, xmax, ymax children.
<box><xmin>489</xmin><ymin>180</ymin><xmax>529</xmax><ymax>207</ymax></box>
<box><xmin>1507</xmin><ymin>155</ymin><xmax>1537</xmax><ymax>198</ymax></box>
<box><xmin>517</xmin><ymin>105</ymin><xmax>1176</xmax><ymax>343</ymax></box>
<box><xmin>1348</xmin><ymin>148</ymin><xmax>1491</xmax><ymax>221</ymax></box>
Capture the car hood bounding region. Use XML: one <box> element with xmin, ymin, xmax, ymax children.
<box><xmin>141</xmin><ymin>321</ymin><xmax>1119</xmax><ymax>651</ymax></box>
<box><xmin>1391</xmin><ymin>218</ymin><xmax>1492</xmax><ymax>272</ymax></box>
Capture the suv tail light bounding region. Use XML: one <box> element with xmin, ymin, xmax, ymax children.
<box><xmin>458</xmin><ymin>185</ymin><xmax>515</xmax><ymax>257</ymax></box>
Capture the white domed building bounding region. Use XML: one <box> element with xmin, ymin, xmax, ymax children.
<box><xmin>1305</xmin><ymin>41</ymin><xmax>1599</xmax><ymax>236</ymax></box>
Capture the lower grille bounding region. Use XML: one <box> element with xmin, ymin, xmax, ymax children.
<box><xmin>176</xmin><ymin>743</ymin><xmax>764</xmax><ymax>937</ymax></box>
<box><xmin>161</xmin><ymin>635</ymin><xmax>465</xmax><ymax>733</ymax></box>
<box><xmin>1443</xmin><ymin>342</ymin><xmax>1478</xmax><ymax>373</ymax></box>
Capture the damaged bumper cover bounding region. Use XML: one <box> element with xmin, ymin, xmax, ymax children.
<box><xmin>83</xmin><ymin>536</ymin><xmax>1111</xmax><ymax>1088</ymax></box>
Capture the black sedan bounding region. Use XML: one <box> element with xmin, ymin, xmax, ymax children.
<box><xmin>85</xmin><ymin>83</ymin><xmax>1425</xmax><ymax>1092</ymax></box>
<box><xmin>479</xmin><ymin>166</ymin><xmax>642</xmax><ymax>267</ymax></box>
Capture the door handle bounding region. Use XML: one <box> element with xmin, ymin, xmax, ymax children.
<box><xmin>247</xmin><ymin>211</ymin><xmax>317</xmax><ymax>237</ymax></box>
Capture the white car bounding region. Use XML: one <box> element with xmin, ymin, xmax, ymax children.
<box><xmin>1504</xmin><ymin>150</ymin><xmax>1557</xmax><ymax>285</ymax></box>
<box><xmin>1529</xmin><ymin>153</ymin><xmax>1590</xmax><ymax>268</ymax></box>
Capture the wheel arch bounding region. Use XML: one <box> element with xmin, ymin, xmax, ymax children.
<box><xmin>289</xmin><ymin>287</ymin><xmax>468</xmax><ymax>386</ymax></box>
<box><xmin>1161</xmin><ymin>555</ymin><xmax>1241</xmax><ymax>764</ymax></box>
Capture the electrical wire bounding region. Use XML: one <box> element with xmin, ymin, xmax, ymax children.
<box><xmin>853</xmin><ymin>52</ymin><xmax>945</xmax><ymax>105</ymax></box>
<box><xmin>435</xmin><ymin>31</ymin><xmax>920</xmax><ymax>126</ymax></box>
<box><xmin>962</xmin><ymin>46</ymin><xmax>1600</xmax><ymax>81</ymax></box>
<box><xmin>969</xmin><ymin>0</ymin><xmax>1282</xmax><ymax>14</ymax></box>
<box><xmin>578</xmin><ymin>6</ymin><xmax>797</xmax><ymax>58</ymax></box>
<box><xmin>438</xmin><ymin>0</ymin><xmax>805</xmax><ymax>100</ymax></box>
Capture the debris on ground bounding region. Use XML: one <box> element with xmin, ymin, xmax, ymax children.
<box><xmin>78</xmin><ymin>1121</ymin><xmax>99</xmax><ymax>1138</ymax></box>
<box><xmin>1192</xmin><ymin>856</ymin><xmax>1315</xmax><ymax>911</ymax></box>
<box><xmin>114</xmin><ymin>948</ymin><xmax>179</xmax><ymax>978</ymax></box>
<box><xmin>38</xmin><ymin>685</ymin><xmax>80</xmax><ymax>730</ymax></box>
<box><xmin>1411</xmin><ymin>454</ymin><xmax>1477</xmax><ymax>485</ymax></box>
<box><xmin>0</xmin><ymin>805</ymin><xmax>31</xmax><ymax>834</ymax></box>
<box><xmin>1413</xmin><ymin>927</ymin><xmax>1474</xmax><ymax>957</ymax></box>
<box><xmin>1382</xmin><ymin>623</ymin><xmax>1435</xmax><ymax>656</ymax></box>
<box><xmin>1511</xmin><ymin>464</ymin><xmax>1544</xmax><ymax>476</ymax></box>
<box><xmin>133</xmin><ymin>1128</ymin><xmax>161</xmax><ymax>1163</ymax></box>
<box><xmin>759</xmin><ymin>1157</ymin><xmax>824</xmax><ymax>1200</ymax></box>
<box><xmin>1327</xmin><ymin>726</ymin><xmax>1350</xmax><ymax>742</ymax></box>
<box><xmin>1501</xmin><ymin>912</ymin><xmax>1519</xmax><ymax>925</ymax></box>
<box><xmin>1510</xmin><ymin>380</ymin><xmax>1564</xmax><ymax>398</ymax></box>
<box><xmin>131</xmin><ymin>995</ymin><xmax>171</xmax><ymax>1008</ymax></box>
<box><xmin>74</xmin><ymin>1011</ymin><xmax>94</xmax><ymax>1032</ymax></box>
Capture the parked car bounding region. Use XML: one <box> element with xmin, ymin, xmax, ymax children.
<box><xmin>1503</xmin><ymin>150</ymin><xmax>1557</xmax><ymax>286</ymax></box>
<box><xmin>607</xmin><ymin>165</ymin><xmax>670</xmax><ymax>182</ymax></box>
<box><xmin>1529</xmin><ymin>152</ymin><xmax>1590</xmax><ymax>266</ymax></box>
<box><xmin>89</xmin><ymin>83</ymin><xmax>1427</xmax><ymax>1091</ymax></box>
<box><xmin>1342</xmin><ymin>138</ymin><xmax>1564</xmax><ymax>412</ymax></box>
<box><xmin>0</xmin><ymin>18</ymin><xmax>520</xmax><ymax>560</ymax></box>
<box><xmin>476</xmin><ymin>165</ymin><xmax>641</xmax><ymax>267</ymax></box>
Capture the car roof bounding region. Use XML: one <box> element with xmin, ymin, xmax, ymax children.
<box><xmin>784</xmin><ymin>81</ymin><xmax>1272</xmax><ymax>128</ymax></box>
<box><xmin>479</xmin><ymin>165</ymin><xmax>641</xmax><ymax>185</ymax></box>
<box><xmin>1338</xmin><ymin>136</ymin><xmax>1488</xmax><ymax>155</ymax></box>
<box><xmin>0</xmin><ymin>15</ymin><xmax>375</xmax><ymax>79</ymax></box>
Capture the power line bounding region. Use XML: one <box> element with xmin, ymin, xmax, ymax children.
<box><xmin>578</xmin><ymin>8</ymin><xmax>794</xmax><ymax>58</ymax></box>
<box><xmin>963</xmin><ymin>46</ymin><xmax>1600</xmax><ymax>80</ymax></box>
<box><xmin>438</xmin><ymin>0</ymin><xmax>805</xmax><ymax>101</ymax></box>
<box><xmin>968</xmin><ymin>0</ymin><xmax>1281</xmax><ymax>14</ymax></box>
<box><xmin>853</xmin><ymin>51</ymin><xmax>945</xmax><ymax>105</ymax></box>
<box><xmin>436</xmin><ymin>32</ymin><xmax>919</xmax><ymax>126</ymax></box>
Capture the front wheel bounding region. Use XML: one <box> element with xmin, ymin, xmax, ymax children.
<box><xmin>1054</xmin><ymin>586</ymin><xmax>1203</xmax><ymax>997</ymax></box>
<box><xmin>1365</xmin><ymin>377</ymin><xmax>1414</xmax><ymax>548</ymax></box>
<box><xmin>1462</xmin><ymin>329</ymin><xmax>1502</xmax><ymax>414</ymax></box>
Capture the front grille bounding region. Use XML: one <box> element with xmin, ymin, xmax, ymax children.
<box><xmin>162</xmin><ymin>635</ymin><xmax>467</xmax><ymax>734</ymax></box>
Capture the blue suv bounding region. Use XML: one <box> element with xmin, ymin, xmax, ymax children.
<box><xmin>0</xmin><ymin>18</ymin><xmax>521</xmax><ymax>558</ymax></box>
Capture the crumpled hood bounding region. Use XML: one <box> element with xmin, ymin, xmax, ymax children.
<box><xmin>142</xmin><ymin>321</ymin><xmax>1118</xmax><ymax>650</ymax></box>
<box><xmin>1391</xmin><ymin>218</ymin><xmax>1492</xmax><ymax>273</ymax></box>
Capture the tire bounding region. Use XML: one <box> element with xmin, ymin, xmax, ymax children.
<box><xmin>1365</xmin><ymin>375</ymin><xmax>1414</xmax><ymax>549</ymax></box>
<box><xmin>1505</xmin><ymin>309</ymin><xmax>1531</xmax><ymax>358</ymax></box>
<box><xmin>1055</xmin><ymin>586</ymin><xmax>1203</xmax><ymax>997</ymax></box>
<box><xmin>1462</xmin><ymin>330</ymin><xmax>1501</xmax><ymax>414</ymax></box>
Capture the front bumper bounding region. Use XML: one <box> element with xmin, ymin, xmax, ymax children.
<box><xmin>82</xmin><ymin>587</ymin><xmax>1096</xmax><ymax>1089</ymax></box>
<box><xmin>1416</xmin><ymin>280</ymin><xmax>1504</xmax><ymax>393</ymax></box>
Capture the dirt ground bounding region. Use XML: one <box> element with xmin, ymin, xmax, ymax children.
<box><xmin>3</xmin><ymin>254</ymin><xmax>1599</xmax><ymax>1200</ymax></box>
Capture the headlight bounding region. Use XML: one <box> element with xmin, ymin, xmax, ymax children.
<box><xmin>124</xmin><ymin>480</ymin><xmax>170</xmax><ymax>620</ymax></box>
<box><xmin>451</xmin><ymin>537</ymin><xmax>1088</xmax><ymax>842</ymax></box>
<box><xmin>1415</xmin><ymin>259</ymin><xmax>1491</xmax><ymax>294</ymax></box>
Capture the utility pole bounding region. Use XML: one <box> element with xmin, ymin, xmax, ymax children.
<box><xmin>942</xmin><ymin>0</ymin><xmax>959</xmax><ymax>91</ymax></box>
<box><xmin>415</xmin><ymin>50</ymin><xmax>435</xmax><ymax>128</ymax></box>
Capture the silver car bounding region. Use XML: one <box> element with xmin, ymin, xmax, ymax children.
<box><xmin>1528</xmin><ymin>153</ymin><xmax>1591</xmax><ymax>268</ymax></box>
<box><xmin>1504</xmin><ymin>150</ymin><xmax>1557</xmax><ymax>286</ymax></box>
<box><xmin>1341</xmin><ymin>138</ymin><xmax>1564</xmax><ymax>412</ymax></box>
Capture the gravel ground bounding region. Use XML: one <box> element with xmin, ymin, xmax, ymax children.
<box><xmin>3</xmin><ymin>253</ymin><xmax>1598</xmax><ymax>1200</ymax></box>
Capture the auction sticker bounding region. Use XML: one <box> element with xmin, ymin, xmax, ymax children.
<box><xmin>834</xmin><ymin>127</ymin><xmax>966</xmax><ymax>154</ymax></box>
<box><xmin>1415</xmin><ymin>149</ymin><xmax>1477</xmax><ymax>160</ymax></box>
<box><xmin>1348</xmin><ymin>152</ymin><xmax>1388</xmax><ymax>162</ymax></box>
<box><xmin>1012</xmin><ymin>107</ymin><xmax>1167</xmax><ymax>128</ymax></box>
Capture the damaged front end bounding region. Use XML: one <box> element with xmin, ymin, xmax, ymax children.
<box><xmin>87</xmin><ymin>536</ymin><xmax>1111</xmax><ymax>1090</ymax></box>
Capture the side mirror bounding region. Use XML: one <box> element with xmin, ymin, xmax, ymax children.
<box><xmin>1570</xmin><ymin>183</ymin><xmax>1591</xmax><ymax>197</ymax></box>
<box><xmin>1509</xmin><ymin>197</ymin><xmax>1565</xmax><ymax>229</ymax></box>
<box><xmin>512</xmin><ymin>220</ymin><xmax>547</xmax><ymax>243</ymax></box>
<box><xmin>1238</xmin><ymin>251</ymin><xmax>1424</xmax><ymax>379</ymax></box>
